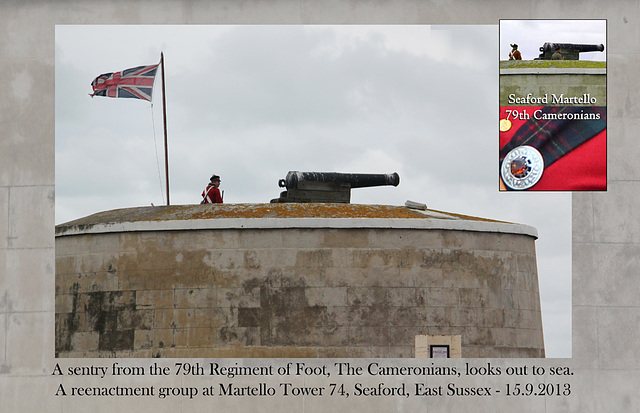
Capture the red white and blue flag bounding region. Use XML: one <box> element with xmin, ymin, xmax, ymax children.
<box><xmin>89</xmin><ymin>63</ymin><xmax>159</xmax><ymax>101</ymax></box>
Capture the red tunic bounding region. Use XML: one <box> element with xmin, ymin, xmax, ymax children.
<box><xmin>202</xmin><ymin>185</ymin><xmax>223</xmax><ymax>203</ymax></box>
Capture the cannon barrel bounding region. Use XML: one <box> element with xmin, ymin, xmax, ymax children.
<box><xmin>535</xmin><ymin>42</ymin><xmax>604</xmax><ymax>60</ymax></box>
<box><xmin>279</xmin><ymin>171</ymin><xmax>400</xmax><ymax>190</ymax></box>
<box><xmin>539</xmin><ymin>42</ymin><xmax>604</xmax><ymax>54</ymax></box>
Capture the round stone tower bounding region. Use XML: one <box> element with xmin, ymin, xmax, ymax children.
<box><xmin>55</xmin><ymin>203</ymin><xmax>544</xmax><ymax>358</ymax></box>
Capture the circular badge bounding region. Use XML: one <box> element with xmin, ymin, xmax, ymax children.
<box><xmin>500</xmin><ymin>145</ymin><xmax>544</xmax><ymax>190</ymax></box>
<box><xmin>499</xmin><ymin>118</ymin><xmax>512</xmax><ymax>132</ymax></box>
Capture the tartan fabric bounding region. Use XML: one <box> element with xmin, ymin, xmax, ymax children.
<box><xmin>499</xmin><ymin>106</ymin><xmax>607</xmax><ymax>168</ymax></box>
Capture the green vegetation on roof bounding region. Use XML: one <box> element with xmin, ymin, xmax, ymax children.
<box><xmin>500</xmin><ymin>60</ymin><xmax>606</xmax><ymax>69</ymax></box>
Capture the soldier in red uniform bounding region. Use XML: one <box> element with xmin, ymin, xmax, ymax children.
<box><xmin>509</xmin><ymin>44</ymin><xmax>522</xmax><ymax>60</ymax></box>
<box><xmin>201</xmin><ymin>174</ymin><xmax>223</xmax><ymax>204</ymax></box>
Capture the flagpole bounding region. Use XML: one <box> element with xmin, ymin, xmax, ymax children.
<box><xmin>160</xmin><ymin>52</ymin><xmax>170</xmax><ymax>205</ymax></box>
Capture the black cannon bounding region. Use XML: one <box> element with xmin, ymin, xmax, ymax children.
<box><xmin>534</xmin><ymin>42</ymin><xmax>604</xmax><ymax>60</ymax></box>
<box><xmin>271</xmin><ymin>171</ymin><xmax>400</xmax><ymax>203</ymax></box>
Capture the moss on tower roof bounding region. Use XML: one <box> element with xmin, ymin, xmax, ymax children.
<box><xmin>500</xmin><ymin>60</ymin><xmax>606</xmax><ymax>70</ymax></box>
<box><xmin>57</xmin><ymin>203</ymin><xmax>507</xmax><ymax>229</ymax></box>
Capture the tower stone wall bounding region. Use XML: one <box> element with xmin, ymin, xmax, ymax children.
<box><xmin>55</xmin><ymin>204</ymin><xmax>545</xmax><ymax>358</ymax></box>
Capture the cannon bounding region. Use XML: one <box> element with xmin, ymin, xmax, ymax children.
<box><xmin>534</xmin><ymin>42</ymin><xmax>604</xmax><ymax>60</ymax></box>
<box><xmin>271</xmin><ymin>171</ymin><xmax>400</xmax><ymax>203</ymax></box>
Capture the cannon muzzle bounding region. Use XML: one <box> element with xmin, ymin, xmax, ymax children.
<box><xmin>273</xmin><ymin>171</ymin><xmax>400</xmax><ymax>203</ymax></box>
<box><xmin>535</xmin><ymin>42</ymin><xmax>605</xmax><ymax>60</ymax></box>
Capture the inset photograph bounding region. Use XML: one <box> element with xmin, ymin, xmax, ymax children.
<box><xmin>499</xmin><ymin>20</ymin><xmax>607</xmax><ymax>191</ymax></box>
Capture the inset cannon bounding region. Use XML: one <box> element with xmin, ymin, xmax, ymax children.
<box><xmin>271</xmin><ymin>171</ymin><xmax>400</xmax><ymax>203</ymax></box>
<box><xmin>534</xmin><ymin>42</ymin><xmax>604</xmax><ymax>60</ymax></box>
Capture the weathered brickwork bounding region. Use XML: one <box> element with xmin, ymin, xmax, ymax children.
<box><xmin>55</xmin><ymin>223</ymin><xmax>544</xmax><ymax>358</ymax></box>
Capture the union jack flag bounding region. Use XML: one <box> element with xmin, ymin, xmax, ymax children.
<box><xmin>89</xmin><ymin>63</ymin><xmax>159</xmax><ymax>101</ymax></box>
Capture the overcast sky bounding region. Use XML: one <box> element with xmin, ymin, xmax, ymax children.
<box><xmin>500</xmin><ymin>19</ymin><xmax>607</xmax><ymax>61</ymax></box>
<box><xmin>56</xmin><ymin>25</ymin><xmax>574</xmax><ymax>357</ymax></box>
